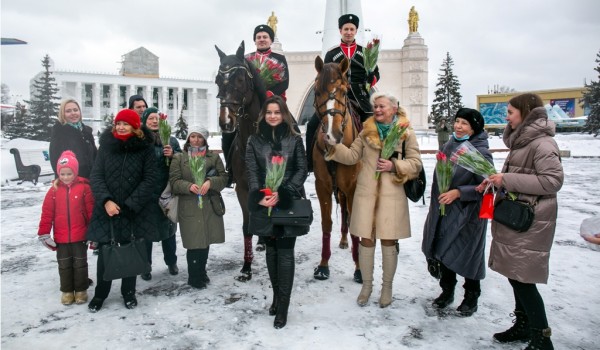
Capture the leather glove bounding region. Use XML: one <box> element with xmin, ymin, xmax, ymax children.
<box><xmin>88</xmin><ymin>241</ymin><xmax>98</xmax><ymax>250</ymax></box>
<box><xmin>367</xmin><ymin>72</ymin><xmax>377</xmax><ymax>85</ymax></box>
<box><xmin>39</xmin><ymin>234</ymin><xmax>57</xmax><ymax>251</ymax></box>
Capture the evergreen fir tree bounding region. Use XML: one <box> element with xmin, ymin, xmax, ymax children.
<box><xmin>23</xmin><ymin>54</ymin><xmax>61</xmax><ymax>141</ymax></box>
<box><xmin>430</xmin><ymin>52</ymin><xmax>463</xmax><ymax>126</ymax></box>
<box><xmin>3</xmin><ymin>102</ymin><xmax>30</xmax><ymax>139</ymax></box>
<box><xmin>582</xmin><ymin>50</ymin><xmax>600</xmax><ymax>137</ymax></box>
<box><xmin>103</xmin><ymin>112</ymin><xmax>114</xmax><ymax>129</ymax></box>
<box><xmin>175</xmin><ymin>104</ymin><xmax>188</xmax><ymax>140</ymax></box>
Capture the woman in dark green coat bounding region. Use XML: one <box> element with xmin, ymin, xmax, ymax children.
<box><xmin>169</xmin><ymin>128</ymin><xmax>228</xmax><ymax>289</ymax></box>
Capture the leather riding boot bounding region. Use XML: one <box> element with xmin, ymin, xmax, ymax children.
<box><xmin>356</xmin><ymin>245</ymin><xmax>375</xmax><ymax>306</ymax></box>
<box><xmin>379</xmin><ymin>244</ymin><xmax>398</xmax><ymax>308</ymax></box>
<box><xmin>265</xmin><ymin>245</ymin><xmax>279</xmax><ymax>316</ymax></box>
<box><xmin>493</xmin><ymin>310</ymin><xmax>531</xmax><ymax>343</ymax></box>
<box><xmin>274</xmin><ymin>249</ymin><xmax>295</xmax><ymax>329</ymax></box>
<box><xmin>186</xmin><ymin>250</ymin><xmax>206</xmax><ymax>289</ymax></box>
<box><xmin>525</xmin><ymin>327</ymin><xmax>554</xmax><ymax>350</ymax></box>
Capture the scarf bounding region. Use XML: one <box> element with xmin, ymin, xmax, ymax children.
<box><xmin>67</xmin><ymin>121</ymin><xmax>82</xmax><ymax>130</ymax></box>
<box><xmin>112</xmin><ymin>131</ymin><xmax>134</xmax><ymax>141</ymax></box>
<box><xmin>376</xmin><ymin>116</ymin><xmax>398</xmax><ymax>140</ymax></box>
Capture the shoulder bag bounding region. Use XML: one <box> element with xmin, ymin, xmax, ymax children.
<box><xmin>401</xmin><ymin>140</ymin><xmax>426</xmax><ymax>204</ymax></box>
<box><xmin>102</xmin><ymin>220</ymin><xmax>151</xmax><ymax>281</ymax></box>
<box><xmin>159</xmin><ymin>182</ymin><xmax>178</xmax><ymax>223</ymax></box>
<box><xmin>271</xmin><ymin>198</ymin><xmax>314</xmax><ymax>227</ymax></box>
<box><xmin>493</xmin><ymin>196</ymin><xmax>535</xmax><ymax>232</ymax></box>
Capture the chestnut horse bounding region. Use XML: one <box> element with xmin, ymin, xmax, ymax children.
<box><xmin>215</xmin><ymin>41</ymin><xmax>265</xmax><ymax>281</ymax></box>
<box><xmin>311</xmin><ymin>56</ymin><xmax>361</xmax><ymax>282</ymax></box>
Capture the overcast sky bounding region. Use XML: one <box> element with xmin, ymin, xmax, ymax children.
<box><xmin>1</xmin><ymin>0</ymin><xmax>599</xmax><ymax>108</ymax></box>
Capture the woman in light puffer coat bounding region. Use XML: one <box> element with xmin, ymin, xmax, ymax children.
<box><xmin>478</xmin><ymin>93</ymin><xmax>563</xmax><ymax>350</ymax></box>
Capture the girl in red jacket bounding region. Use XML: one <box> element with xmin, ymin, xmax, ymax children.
<box><xmin>38</xmin><ymin>150</ymin><xmax>94</xmax><ymax>305</ymax></box>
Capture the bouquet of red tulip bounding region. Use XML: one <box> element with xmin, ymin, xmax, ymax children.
<box><xmin>158</xmin><ymin>112</ymin><xmax>172</xmax><ymax>166</ymax></box>
<box><xmin>363</xmin><ymin>37</ymin><xmax>380</xmax><ymax>91</ymax></box>
<box><xmin>249</xmin><ymin>57</ymin><xmax>286</xmax><ymax>89</ymax></box>
<box><xmin>435</xmin><ymin>151</ymin><xmax>454</xmax><ymax>216</ymax></box>
<box><xmin>188</xmin><ymin>146</ymin><xmax>206</xmax><ymax>208</ymax></box>
<box><xmin>376</xmin><ymin>121</ymin><xmax>410</xmax><ymax>180</ymax></box>
<box><xmin>260</xmin><ymin>155</ymin><xmax>286</xmax><ymax>216</ymax></box>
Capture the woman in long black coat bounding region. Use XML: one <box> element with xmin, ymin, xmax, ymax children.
<box><xmin>49</xmin><ymin>99</ymin><xmax>97</xmax><ymax>179</ymax></box>
<box><xmin>246</xmin><ymin>96</ymin><xmax>308</xmax><ymax>329</ymax></box>
<box><xmin>422</xmin><ymin>108</ymin><xmax>492</xmax><ymax>316</ymax></box>
<box><xmin>86</xmin><ymin>109</ymin><xmax>159</xmax><ymax>313</ymax></box>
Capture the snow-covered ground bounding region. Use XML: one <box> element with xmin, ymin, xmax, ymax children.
<box><xmin>1</xmin><ymin>133</ymin><xmax>599</xmax><ymax>349</ymax></box>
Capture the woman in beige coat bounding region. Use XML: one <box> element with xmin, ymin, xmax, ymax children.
<box><xmin>325</xmin><ymin>92</ymin><xmax>422</xmax><ymax>308</ymax></box>
<box><xmin>477</xmin><ymin>93</ymin><xmax>563</xmax><ymax>350</ymax></box>
<box><xmin>170</xmin><ymin>128</ymin><xmax>228</xmax><ymax>289</ymax></box>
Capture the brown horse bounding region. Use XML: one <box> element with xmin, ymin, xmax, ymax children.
<box><xmin>311</xmin><ymin>56</ymin><xmax>361</xmax><ymax>282</ymax></box>
<box><xmin>215</xmin><ymin>41</ymin><xmax>265</xmax><ymax>281</ymax></box>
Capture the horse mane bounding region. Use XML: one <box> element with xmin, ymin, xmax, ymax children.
<box><xmin>244</xmin><ymin>58</ymin><xmax>266</xmax><ymax>107</ymax></box>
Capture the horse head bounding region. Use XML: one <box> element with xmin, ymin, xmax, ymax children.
<box><xmin>314</xmin><ymin>56</ymin><xmax>350</xmax><ymax>145</ymax></box>
<box><xmin>215</xmin><ymin>41</ymin><xmax>257</xmax><ymax>133</ymax></box>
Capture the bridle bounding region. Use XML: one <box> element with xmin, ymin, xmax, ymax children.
<box><xmin>217</xmin><ymin>62</ymin><xmax>258</xmax><ymax>133</ymax></box>
<box><xmin>313</xmin><ymin>87</ymin><xmax>351</xmax><ymax>133</ymax></box>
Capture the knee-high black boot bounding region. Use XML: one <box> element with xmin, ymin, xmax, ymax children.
<box><xmin>187</xmin><ymin>250</ymin><xmax>206</xmax><ymax>289</ymax></box>
<box><xmin>198</xmin><ymin>247</ymin><xmax>210</xmax><ymax>284</ymax></box>
<box><xmin>265</xmin><ymin>245</ymin><xmax>279</xmax><ymax>316</ymax></box>
<box><xmin>274</xmin><ymin>248</ymin><xmax>295</xmax><ymax>329</ymax></box>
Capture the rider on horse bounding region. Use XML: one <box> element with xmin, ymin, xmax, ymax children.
<box><xmin>305</xmin><ymin>14</ymin><xmax>380</xmax><ymax>171</ymax></box>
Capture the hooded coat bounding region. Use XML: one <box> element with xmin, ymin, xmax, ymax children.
<box><xmin>325</xmin><ymin>113</ymin><xmax>422</xmax><ymax>240</ymax></box>
<box><xmin>87</xmin><ymin>128</ymin><xmax>159</xmax><ymax>243</ymax></box>
<box><xmin>422</xmin><ymin>131</ymin><xmax>492</xmax><ymax>280</ymax></box>
<box><xmin>49</xmin><ymin>122</ymin><xmax>97</xmax><ymax>179</ymax></box>
<box><xmin>246</xmin><ymin>121</ymin><xmax>308</xmax><ymax>238</ymax></box>
<box><xmin>169</xmin><ymin>149</ymin><xmax>228</xmax><ymax>249</ymax></box>
<box><xmin>488</xmin><ymin>107</ymin><xmax>564</xmax><ymax>284</ymax></box>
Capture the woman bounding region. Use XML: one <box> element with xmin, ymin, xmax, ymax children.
<box><xmin>169</xmin><ymin>127</ymin><xmax>228</xmax><ymax>290</ymax></box>
<box><xmin>422</xmin><ymin>108</ymin><xmax>491</xmax><ymax>316</ymax></box>
<box><xmin>324</xmin><ymin>92</ymin><xmax>422</xmax><ymax>308</ymax></box>
<box><xmin>140</xmin><ymin>107</ymin><xmax>183</xmax><ymax>280</ymax></box>
<box><xmin>246</xmin><ymin>95</ymin><xmax>308</xmax><ymax>329</ymax></box>
<box><xmin>477</xmin><ymin>93</ymin><xmax>563</xmax><ymax>349</ymax></box>
<box><xmin>49</xmin><ymin>98</ymin><xmax>97</xmax><ymax>179</ymax></box>
<box><xmin>86</xmin><ymin>109</ymin><xmax>159</xmax><ymax>312</ymax></box>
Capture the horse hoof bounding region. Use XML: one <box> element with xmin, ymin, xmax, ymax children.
<box><xmin>235</xmin><ymin>263</ymin><xmax>253</xmax><ymax>282</ymax></box>
<box><xmin>339</xmin><ymin>241</ymin><xmax>349</xmax><ymax>249</ymax></box>
<box><xmin>353</xmin><ymin>269</ymin><xmax>363</xmax><ymax>284</ymax></box>
<box><xmin>313</xmin><ymin>266</ymin><xmax>330</xmax><ymax>280</ymax></box>
<box><xmin>255</xmin><ymin>243</ymin><xmax>266</xmax><ymax>252</ymax></box>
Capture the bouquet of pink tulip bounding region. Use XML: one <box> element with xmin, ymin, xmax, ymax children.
<box><xmin>363</xmin><ymin>37</ymin><xmax>380</xmax><ymax>91</ymax></box>
<box><xmin>158</xmin><ymin>112</ymin><xmax>172</xmax><ymax>166</ymax></box>
<box><xmin>376</xmin><ymin>121</ymin><xmax>410</xmax><ymax>180</ymax></box>
<box><xmin>450</xmin><ymin>141</ymin><xmax>496</xmax><ymax>178</ymax></box>
<box><xmin>260</xmin><ymin>155</ymin><xmax>286</xmax><ymax>216</ymax></box>
<box><xmin>435</xmin><ymin>151</ymin><xmax>454</xmax><ymax>216</ymax></box>
<box><xmin>188</xmin><ymin>146</ymin><xmax>206</xmax><ymax>208</ymax></box>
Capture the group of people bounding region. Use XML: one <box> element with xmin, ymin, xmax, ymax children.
<box><xmin>36</xmin><ymin>13</ymin><xmax>565</xmax><ymax>348</ymax></box>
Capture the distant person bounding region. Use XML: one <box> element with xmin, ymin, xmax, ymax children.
<box><xmin>140</xmin><ymin>108</ymin><xmax>183</xmax><ymax>280</ymax></box>
<box><xmin>476</xmin><ymin>93</ymin><xmax>563</xmax><ymax>349</ymax></box>
<box><xmin>169</xmin><ymin>127</ymin><xmax>228</xmax><ymax>289</ymax></box>
<box><xmin>50</xmin><ymin>98</ymin><xmax>97</xmax><ymax>179</ymax></box>
<box><xmin>38</xmin><ymin>151</ymin><xmax>94</xmax><ymax>305</ymax></box>
<box><xmin>323</xmin><ymin>92</ymin><xmax>421</xmax><ymax>309</ymax></box>
<box><xmin>305</xmin><ymin>13</ymin><xmax>379</xmax><ymax>171</ymax></box>
<box><xmin>86</xmin><ymin>109</ymin><xmax>159</xmax><ymax>312</ymax></box>
<box><xmin>436</xmin><ymin>118</ymin><xmax>450</xmax><ymax>150</ymax></box>
<box><xmin>128</xmin><ymin>95</ymin><xmax>148</xmax><ymax>118</ymax></box>
<box><xmin>422</xmin><ymin>108</ymin><xmax>490</xmax><ymax>317</ymax></box>
<box><xmin>246</xmin><ymin>96</ymin><xmax>308</xmax><ymax>328</ymax></box>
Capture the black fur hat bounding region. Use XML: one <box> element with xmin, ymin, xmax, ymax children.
<box><xmin>455</xmin><ymin>108</ymin><xmax>485</xmax><ymax>135</ymax></box>
<box><xmin>338</xmin><ymin>14</ymin><xmax>359</xmax><ymax>29</ymax></box>
<box><xmin>254</xmin><ymin>24</ymin><xmax>274</xmax><ymax>41</ymax></box>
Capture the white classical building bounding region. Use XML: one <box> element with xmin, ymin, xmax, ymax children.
<box><xmin>31</xmin><ymin>47</ymin><xmax>218</xmax><ymax>134</ymax></box>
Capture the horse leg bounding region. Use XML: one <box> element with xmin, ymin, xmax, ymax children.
<box><xmin>235</xmin><ymin>184</ymin><xmax>253</xmax><ymax>282</ymax></box>
<box><xmin>338</xmin><ymin>192</ymin><xmax>349</xmax><ymax>249</ymax></box>
<box><xmin>314</xmin><ymin>158</ymin><xmax>333</xmax><ymax>281</ymax></box>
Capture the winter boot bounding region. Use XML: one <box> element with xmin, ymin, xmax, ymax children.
<box><xmin>433</xmin><ymin>279</ymin><xmax>456</xmax><ymax>309</ymax></box>
<box><xmin>88</xmin><ymin>297</ymin><xmax>104</xmax><ymax>313</ymax></box>
<box><xmin>123</xmin><ymin>291</ymin><xmax>138</xmax><ymax>309</ymax></box>
<box><xmin>61</xmin><ymin>292</ymin><xmax>75</xmax><ymax>305</ymax></box>
<box><xmin>187</xmin><ymin>250</ymin><xmax>206</xmax><ymax>289</ymax></box>
<box><xmin>274</xmin><ymin>248</ymin><xmax>295</xmax><ymax>329</ymax></box>
<box><xmin>525</xmin><ymin>327</ymin><xmax>554</xmax><ymax>350</ymax></box>
<box><xmin>457</xmin><ymin>289</ymin><xmax>481</xmax><ymax>316</ymax></box>
<box><xmin>74</xmin><ymin>291</ymin><xmax>88</xmax><ymax>305</ymax></box>
<box><xmin>356</xmin><ymin>245</ymin><xmax>375</xmax><ymax>306</ymax></box>
<box><xmin>379</xmin><ymin>244</ymin><xmax>398</xmax><ymax>308</ymax></box>
<box><xmin>199</xmin><ymin>247</ymin><xmax>210</xmax><ymax>284</ymax></box>
<box><xmin>266</xmin><ymin>245</ymin><xmax>279</xmax><ymax>316</ymax></box>
<box><xmin>493</xmin><ymin>310</ymin><xmax>531</xmax><ymax>343</ymax></box>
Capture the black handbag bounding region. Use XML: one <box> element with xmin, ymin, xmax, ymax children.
<box><xmin>207</xmin><ymin>190</ymin><xmax>226</xmax><ymax>217</ymax></box>
<box><xmin>271</xmin><ymin>198</ymin><xmax>314</xmax><ymax>227</ymax></box>
<box><xmin>102</xmin><ymin>220</ymin><xmax>151</xmax><ymax>281</ymax></box>
<box><xmin>401</xmin><ymin>141</ymin><xmax>426</xmax><ymax>204</ymax></box>
<box><xmin>427</xmin><ymin>258</ymin><xmax>442</xmax><ymax>280</ymax></box>
<box><xmin>493</xmin><ymin>198</ymin><xmax>535</xmax><ymax>232</ymax></box>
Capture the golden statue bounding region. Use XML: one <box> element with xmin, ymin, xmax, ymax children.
<box><xmin>408</xmin><ymin>6</ymin><xmax>419</xmax><ymax>33</ymax></box>
<box><xmin>267</xmin><ymin>11</ymin><xmax>278</xmax><ymax>35</ymax></box>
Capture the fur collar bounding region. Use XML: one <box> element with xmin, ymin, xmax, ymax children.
<box><xmin>98</xmin><ymin>127</ymin><xmax>154</xmax><ymax>154</ymax></box>
<box><xmin>361</xmin><ymin>107</ymin><xmax>410</xmax><ymax>150</ymax></box>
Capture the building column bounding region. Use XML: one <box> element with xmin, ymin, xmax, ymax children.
<box><xmin>176</xmin><ymin>88</ymin><xmax>183</xmax><ymax>121</ymax></box>
<box><xmin>93</xmin><ymin>83</ymin><xmax>101</xmax><ymax>123</ymax></box>
<box><xmin>145</xmin><ymin>86</ymin><xmax>153</xmax><ymax>107</ymax></box>
<box><xmin>191</xmin><ymin>88</ymin><xmax>198</xmax><ymax>127</ymax></box>
<box><xmin>111</xmin><ymin>84</ymin><xmax>119</xmax><ymax>116</ymax></box>
<box><xmin>162</xmin><ymin>87</ymin><xmax>168</xmax><ymax>115</ymax></box>
<box><xmin>128</xmin><ymin>85</ymin><xmax>136</xmax><ymax>104</ymax></box>
<box><xmin>76</xmin><ymin>82</ymin><xmax>83</xmax><ymax>105</ymax></box>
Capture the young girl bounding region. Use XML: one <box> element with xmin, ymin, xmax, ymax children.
<box><xmin>38</xmin><ymin>150</ymin><xmax>94</xmax><ymax>305</ymax></box>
